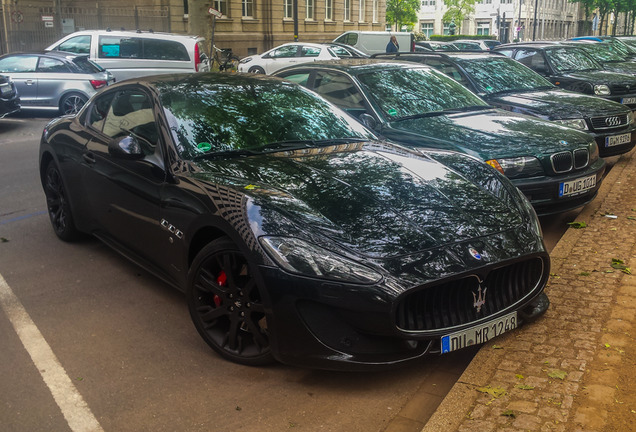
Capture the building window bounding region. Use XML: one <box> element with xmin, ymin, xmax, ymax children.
<box><xmin>306</xmin><ymin>0</ymin><xmax>314</xmax><ymax>19</ymax></box>
<box><xmin>215</xmin><ymin>0</ymin><xmax>228</xmax><ymax>16</ymax></box>
<box><xmin>284</xmin><ymin>0</ymin><xmax>292</xmax><ymax>18</ymax></box>
<box><xmin>421</xmin><ymin>22</ymin><xmax>434</xmax><ymax>37</ymax></box>
<box><xmin>484</xmin><ymin>0</ymin><xmax>492</xmax><ymax>3</ymax></box>
<box><xmin>359</xmin><ymin>0</ymin><xmax>366</xmax><ymax>22</ymax></box>
<box><xmin>421</xmin><ymin>0</ymin><xmax>435</xmax><ymax>5</ymax></box>
<box><xmin>372</xmin><ymin>0</ymin><xmax>378</xmax><ymax>22</ymax></box>
<box><xmin>443</xmin><ymin>24</ymin><xmax>450</xmax><ymax>35</ymax></box>
<box><xmin>325</xmin><ymin>0</ymin><xmax>333</xmax><ymax>20</ymax></box>
<box><xmin>477</xmin><ymin>22</ymin><xmax>490</xmax><ymax>35</ymax></box>
<box><xmin>344</xmin><ymin>0</ymin><xmax>351</xmax><ymax>21</ymax></box>
<box><xmin>242</xmin><ymin>0</ymin><xmax>253</xmax><ymax>17</ymax></box>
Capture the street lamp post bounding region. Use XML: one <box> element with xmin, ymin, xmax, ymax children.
<box><xmin>532</xmin><ymin>0</ymin><xmax>538</xmax><ymax>40</ymax></box>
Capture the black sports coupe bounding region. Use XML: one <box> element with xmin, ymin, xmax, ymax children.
<box><xmin>39</xmin><ymin>73</ymin><xmax>550</xmax><ymax>370</ymax></box>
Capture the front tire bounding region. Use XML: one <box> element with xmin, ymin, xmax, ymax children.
<box><xmin>43</xmin><ymin>161</ymin><xmax>81</xmax><ymax>241</ymax></box>
<box><xmin>248</xmin><ymin>66</ymin><xmax>265</xmax><ymax>74</ymax></box>
<box><xmin>187</xmin><ymin>238</ymin><xmax>274</xmax><ymax>366</ymax></box>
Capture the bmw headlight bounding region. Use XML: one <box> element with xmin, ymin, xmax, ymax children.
<box><xmin>589</xmin><ymin>141</ymin><xmax>599</xmax><ymax>163</ymax></box>
<box><xmin>553</xmin><ymin>118</ymin><xmax>588</xmax><ymax>130</ymax></box>
<box><xmin>629</xmin><ymin>111</ymin><xmax>635</xmax><ymax>125</ymax></box>
<box><xmin>485</xmin><ymin>156</ymin><xmax>543</xmax><ymax>179</ymax></box>
<box><xmin>260</xmin><ymin>237</ymin><xmax>382</xmax><ymax>284</ymax></box>
<box><xmin>594</xmin><ymin>84</ymin><xmax>611</xmax><ymax>95</ymax></box>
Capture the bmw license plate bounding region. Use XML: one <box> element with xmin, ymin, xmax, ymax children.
<box><xmin>441</xmin><ymin>312</ymin><xmax>517</xmax><ymax>353</ymax></box>
<box><xmin>605</xmin><ymin>132</ymin><xmax>631</xmax><ymax>147</ymax></box>
<box><xmin>622</xmin><ymin>97</ymin><xmax>636</xmax><ymax>104</ymax></box>
<box><xmin>559</xmin><ymin>174</ymin><xmax>596</xmax><ymax>198</ymax></box>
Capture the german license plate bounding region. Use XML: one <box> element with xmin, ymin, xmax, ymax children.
<box><xmin>605</xmin><ymin>132</ymin><xmax>631</xmax><ymax>147</ymax></box>
<box><xmin>559</xmin><ymin>174</ymin><xmax>596</xmax><ymax>197</ymax></box>
<box><xmin>441</xmin><ymin>312</ymin><xmax>517</xmax><ymax>353</ymax></box>
<box><xmin>622</xmin><ymin>97</ymin><xmax>636</xmax><ymax>104</ymax></box>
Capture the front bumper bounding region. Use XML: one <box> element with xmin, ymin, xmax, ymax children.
<box><xmin>512</xmin><ymin>157</ymin><xmax>606</xmax><ymax>216</ymax></box>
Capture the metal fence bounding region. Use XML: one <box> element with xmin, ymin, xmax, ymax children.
<box><xmin>1</xmin><ymin>4</ymin><xmax>170</xmax><ymax>54</ymax></box>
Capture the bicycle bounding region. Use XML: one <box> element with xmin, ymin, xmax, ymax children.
<box><xmin>210</xmin><ymin>46</ymin><xmax>240</xmax><ymax>72</ymax></box>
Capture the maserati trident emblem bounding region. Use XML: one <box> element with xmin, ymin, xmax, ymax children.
<box><xmin>469</xmin><ymin>247</ymin><xmax>482</xmax><ymax>260</ymax></box>
<box><xmin>472</xmin><ymin>285</ymin><xmax>487</xmax><ymax>313</ymax></box>
<box><xmin>605</xmin><ymin>116</ymin><xmax>621</xmax><ymax>127</ymax></box>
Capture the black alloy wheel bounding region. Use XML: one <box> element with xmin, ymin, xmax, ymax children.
<box><xmin>43</xmin><ymin>161</ymin><xmax>80</xmax><ymax>241</ymax></box>
<box><xmin>187</xmin><ymin>238</ymin><xmax>273</xmax><ymax>365</ymax></box>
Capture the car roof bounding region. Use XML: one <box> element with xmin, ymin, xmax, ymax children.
<box><xmin>495</xmin><ymin>42</ymin><xmax>564</xmax><ymax>50</ymax></box>
<box><xmin>54</xmin><ymin>29</ymin><xmax>203</xmax><ymax>41</ymax></box>
<box><xmin>0</xmin><ymin>51</ymin><xmax>87</xmax><ymax>61</ymax></box>
<box><xmin>372</xmin><ymin>51</ymin><xmax>505</xmax><ymax>61</ymax></box>
<box><xmin>275</xmin><ymin>58</ymin><xmax>428</xmax><ymax>74</ymax></box>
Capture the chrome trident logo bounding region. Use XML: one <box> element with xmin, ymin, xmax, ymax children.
<box><xmin>472</xmin><ymin>285</ymin><xmax>487</xmax><ymax>313</ymax></box>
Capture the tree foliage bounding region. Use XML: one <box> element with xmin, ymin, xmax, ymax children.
<box><xmin>386</xmin><ymin>0</ymin><xmax>421</xmax><ymax>31</ymax></box>
<box><xmin>441</xmin><ymin>0</ymin><xmax>477</xmax><ymax>33</ymax></box>
<box><xmin>568</xmin><ymin>0</ymin><xmax>636</xmax><ymax>35</ymax></box>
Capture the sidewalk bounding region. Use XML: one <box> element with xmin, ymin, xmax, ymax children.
<box><xmin>421</xmin><ymin>148</ymin><xmax>636</xmax><ymax>432</ymax></box>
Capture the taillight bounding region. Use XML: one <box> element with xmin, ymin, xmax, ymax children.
<box><xmin>90</xmin><ymin>79</ymin><xmax>107</xmax><ymax>90</ymax></box>
<box><xmin>195</xmin><ymin>43</ymin><xmax>200</xmax><ymax>71</ymax></box>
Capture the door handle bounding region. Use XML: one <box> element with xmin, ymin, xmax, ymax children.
<box><xmin>25</xmin><ymin>80</ymin><xmax>34</xmax><ymax>85</ymax></box>
<box><xmin>83</xmin><ymin>152</ymin><xmax>96</xmax><ymax>164</ymax></box>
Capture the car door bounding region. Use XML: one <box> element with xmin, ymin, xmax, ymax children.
<box><xmin>0</xmin><ymin>55</ymin><xmax>39</xmax><ymax>107</ymax></box>
<box><xmin>81</xmin><ymin>87</ymin><xmax>168</xmax><ymax>268</ymax></box>
<box><xmin>36</xmin><ymin>56</ymin><xmax>73</xmax><ymax>108</ymax></box>
<box><xmin>263</xmin><ymin>45</ymin><xmax>300</xmax><ymax>74</ymax></box>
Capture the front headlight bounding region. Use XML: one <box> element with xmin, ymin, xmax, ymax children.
<box><xmin>239</xmin><ymin>57</ymin><xmax>253</xmax><ymax>64</ymax></box>
<box><xmin>594</xmin><ymin>84</ymin><xmax>611</xmax><ymax>95</ymax></box>
<box><xmin>259</xmin><ymin>237</ymin><xmax>382</xmax><ymax>284</ymax></box>
<box><xmin>629</xmin><ymin>111</ymin><xmax>635</xmax><ymax>125</ymax></box>
<box><xmin>553</xmin><ymin>118</ymin><xmax>588</xmax><ymax>130</ymax></box>
<box><xmin>589</xmin><ymin>141</ymin><xmax>599</xmax><ymax>163</ymax></box>
<box><xmin>485</xmin><ymin>156</ymin><xmax>543</xmax><ymax>179</ymax></box>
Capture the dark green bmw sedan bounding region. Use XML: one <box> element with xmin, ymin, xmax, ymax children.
<box><xmin>274</xmin><ymin>60</ymin><xmax>606</xmax><ymax>216</ymax></box>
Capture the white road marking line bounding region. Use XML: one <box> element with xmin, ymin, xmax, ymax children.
<box><xmin>0</xmin><ymin>273</ymin><xmax>104</xmax><ymax>432</ymax></box>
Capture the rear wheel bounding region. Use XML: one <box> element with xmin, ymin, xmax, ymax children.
<box><xmin>43</xmin><ymin>161</ymin><xmax>80</xmax><ymax>241</ymax></box>
<box><xmin>60</xmin><ymin>93</ymin><xmax>87</xmax><ymax>115</ymax></box>
<box><xmin>187</xmin><ymin>238</ymin><xmax>274</xmax><ymax>366</ymax></box>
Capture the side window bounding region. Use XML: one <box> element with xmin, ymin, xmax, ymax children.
<box><xmin>37</xmin><ymin>57</ymin><xmax>71</xmax><ymax>73</ymax></box>
<box><xmin>515</xmin><ymin>49</ymin><xmax>546</xmax><ymax>72</ymax></box>
<box><xmin>301</xmin><ymin>46</ymin><xmax>321</xmax><ymax>57</ymax></box>
<box><xmin>99</xmin><ymin>36</ymin><xmax>142</xmax><ymax>58</ymax></box>
<box><xmin>270</xmin><ymin>46</ymin><xmax>298</xmax><ymax>58</ymax></box>
<box><xmin>423</xmin><ymin>59</ymin><xmax>467</xmax><ymax>85</ymax></box>
<box><xmin>102</xmin><ymin>90</ymin><xmax>158</xmax><ymax>155</ymax></box>
<box><xmin>313</xmin><ymin>71</ymin><xmax>365</xmax><ymax>110</ymax></box>
<box><xmin>56</xmin><ymin>35</ymin><xmax>91</xmax><ymax>54</ymax></box>
<box><xmin>88</xmin><ymin>92</ymin><xmax>116</xmax><ymax>131</ymax></box>
<box><xmin>279</xmin><ymin>72</ymin><xmax>311</xmax><ymax>86</ymax></box>
<box><xmin>0</xmin><ymin>55</ymin><xmax>38</xmax><ymax>72</ymax></box>
<box><xmin>496</xmin><ymin>48</ymin><xmax>514</xmax><ymax>57</ymax></box>
<box><xmin>143</xmin><ymin>39</ymin><xmax>190</xmax><ymax>61</ymax></box>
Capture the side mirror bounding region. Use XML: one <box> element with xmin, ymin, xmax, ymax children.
<box><xmin>359</xmin><ymin>113</ymin><xmax>377</xmax><ymax>130</ymax></box>
<box><xmin>109</xmin><ymin>135</ymin><xmax>144</xmax><ymax>159</ymax></box>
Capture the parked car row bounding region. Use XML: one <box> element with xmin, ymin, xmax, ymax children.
<box><xmin>22</xmin><ymin>34</ymin><xmax>636</xmax><ymax>370</ymax></box>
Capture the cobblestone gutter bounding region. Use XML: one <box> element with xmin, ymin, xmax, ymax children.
<box><xmin>422</xmin><ymin>148</ymin><xmax>636</xmax><ymax>432</ymax></box>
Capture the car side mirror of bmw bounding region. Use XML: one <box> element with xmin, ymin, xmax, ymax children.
<box><xmin>109</xmin><ymin>135</ymin><xmax>145</xmax><ymax>160</ymax></box>
<box><xmin>359</xmin><ymin>113</ymin><xmax>377</xmax><ymax>130</ymax></box>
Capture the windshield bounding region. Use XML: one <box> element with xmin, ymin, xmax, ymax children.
<box><xmin>575</xmin><ymin>42</ymin><xmax>628</xmax><ymax>62</ymax></box>
<box><xmin>158</xmin><ymin>77</ymin><xmax>375</xmax><ymax>160</ymax></box>
<box><xmin>356</xmin><ymin>67</ymin><xmax>489</xmax><ymax>120</ymax></box>
<box><xmin>457</xmin><ymin>57</ymin><xmax>554</xmax><ymax>94</ymax></box>
<box><xmin>546</xmin><ymin>47</ymin><xmax>602</xmax><ymax>72</ymax></box>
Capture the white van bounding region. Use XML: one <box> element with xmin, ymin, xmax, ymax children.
<box><xmin>45</xmin><ymin>29</ymin><xmax>209</xmax><ymax>82</ymax></box>
<box><xmin>332</xmin><ymin>31</ymin><xmax>414</xmax><ymax>55</ymax></box>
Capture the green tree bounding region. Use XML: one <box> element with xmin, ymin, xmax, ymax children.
<box><xmin>442</xmin><ymin>0</ymin><xmax>477</xmax><ymax>34</ymax></box>
<box><xmin>386</xmin><ymin>0</ymin><xmax>421</xmax><ymax>31</ymax></box>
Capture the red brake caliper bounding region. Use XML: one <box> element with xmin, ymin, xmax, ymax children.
<box><xmin>213</xmin><ymin>271</ymin><xmax>227</xmax><ymax>307</ymax></box>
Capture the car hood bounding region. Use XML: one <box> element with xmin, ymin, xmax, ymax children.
<box><xmin>190</xmin><ymin>142</ymin><xmax>529</xmax><ymax>259</ymax></box>
<box><xmin>560</xmin><ymin>69</ymin><xmax>636</xmax><ymax>86</ymax></box>
<box><xmin>485</xmin><ymin>89</ymin><xmax>628</xmax><ymax>119</ymax></box>
<box><xmin>385</xmin><ymin>109</ymin><xmax>592</xmax><ymax>160</ymax></box>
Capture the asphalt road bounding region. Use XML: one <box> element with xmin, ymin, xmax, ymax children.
<box><xmin>0</xmin><ymin>113</ymin><xmax>575</xmax><ymax>432</ymax></box>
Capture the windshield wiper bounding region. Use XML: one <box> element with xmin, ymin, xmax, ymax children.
<box><xmin>265</xmin><ymin>138</ymin><xmax>368</xmax><ymax>149</ymax></box>
<box><xmin>442</xmin><ymin>105</ymin><xmax>492</xmax><ymax>114</ymax></box>
<box><xmin>192</xmin><ymin>148</ymin><xmax>261</xmax><ymax>160</ymax></box>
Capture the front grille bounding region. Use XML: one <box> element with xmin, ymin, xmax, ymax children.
<box><xmin>573</xmin><ymin>148</ymin><xmax>589</xmax><ymax>169</ymax></box>
<box><xmin>551</xmin><ymin>151</ymin><xmax>574</xmax><ymax>173</ymax></box>
<box><xmin>590</xmin><ymin>114</ymin><xmax>628</xmax><ymax>130</ymax></box>
<box><xmin>609</xmin><ymin>85</ymin><xmax>631</xmax><ymax>95</ymax></box>
<box><xmin>395</xmin><ymin>258</ymin><xmax>545</xmax><ymax>332</ymax></box>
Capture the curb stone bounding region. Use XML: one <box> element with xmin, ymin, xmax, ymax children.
<box><xmin>421</xmin><ymin>148</ymin><xmax>636</xmax><ymax>432</ymax></box>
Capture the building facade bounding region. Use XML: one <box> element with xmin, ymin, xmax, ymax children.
<box><xmin>417</xmin><ymin>0</ymin><xmax>582</xmax><ymax>42</ymax></box>
<box><xmin>0</xmin><ymin>0</ymin><xmax>386</xmax><ymax>56</ymax></box>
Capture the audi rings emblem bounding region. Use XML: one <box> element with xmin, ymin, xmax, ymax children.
<box><xmin>605</xmin><ymin>116</ymin><xmax>621</xmax><ymax>127</ymax></box>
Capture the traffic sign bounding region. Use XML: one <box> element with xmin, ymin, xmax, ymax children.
<box><xmin>208</xmin><ymin>7</ymin><xmax>222</xmax><ymax>17</ymax></box>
